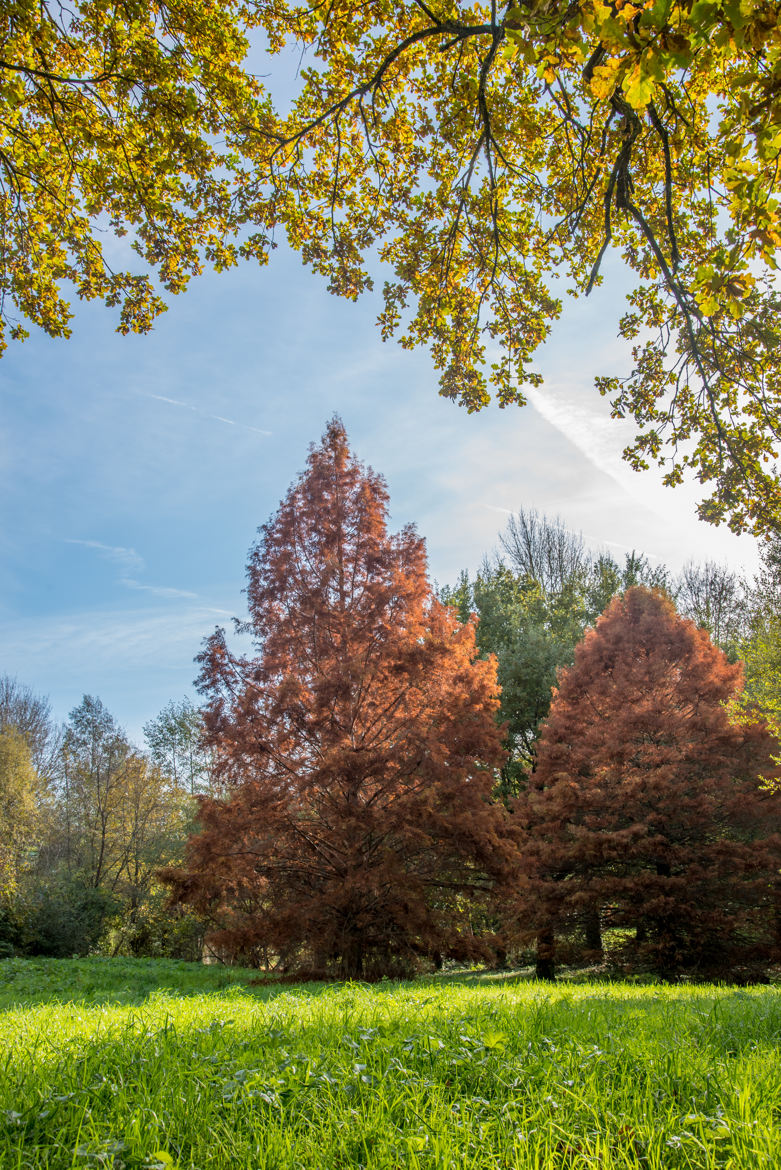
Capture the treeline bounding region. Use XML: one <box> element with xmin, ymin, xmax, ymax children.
<box><xmin>3</xmin><ymin>427</ymin><xmax>781</xmax><ymax>979</ymax></box>
<box><xmin>0</xmin><ymin>689</ymin><xmax>211</xmax><ymax>960</ymax></box>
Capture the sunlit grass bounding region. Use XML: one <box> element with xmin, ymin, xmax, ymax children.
<box><xmin>1</xmin><ymin>957</ymin><xmax>780</xmax><ymax>1168</ymax></box>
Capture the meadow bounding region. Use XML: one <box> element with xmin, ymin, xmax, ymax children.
<box><xmin>0</xmin><ymin>958</ymin><xmax>780</xmax><ymax>1169</ymax></box>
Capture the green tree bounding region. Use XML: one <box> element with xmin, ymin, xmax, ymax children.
<box><xmin>443</xmin><ymin>511</ymin><xmax>673</xmax><ymax>794</ymax></box>
<box><xmin>144</xmin><ymin>697</ymin><xmax>212</xmax><ymax>796</ymax></box>
<box><xmin>60</xmin><ymin>697</ymin><xmax>185</xmax><ymax>896</ymax></box>
<box><xmin>6</xmin><ymin>3</ymin><xmax>781</xmax><ymax>532</ymax></box>
<box><xmin>586</xmin><ymin>550</ymin><xmax>672</xmax><ymax>623</ymax></box>
<box><xmin>5</xmin><ymin>3</ymin><xmax>781</xmax><ymax>533</ymax></box>
<box><xmin>740</xmin><ymin>538</ymin><xmax>781</xmax><ymax>738</ymax></box>
<box><xmin>466</xmin><ymin>564</ymin><xmax>587</xmax><ymax>795</ymax></box>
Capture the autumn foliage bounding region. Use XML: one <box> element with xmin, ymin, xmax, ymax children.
<box><xmin>515</xmin><ymin>587</ymin><xmax>781</xmax><ymax>978</ymax></box>
<box><xmin>165</xmin><ymin>420</ymin><xmax>509</xmax><ymax>978</ymax></box>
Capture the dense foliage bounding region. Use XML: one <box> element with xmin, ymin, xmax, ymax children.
<box><xmin>442</xmin><ymin>511</ymin><xmax>677</xmax><ymax>794</ymax></box>
<box><xmin>516</xmin><ymin>587</ymin><xmax>781</xmax><ymax>978</ymax></box>
<box><xmin>2</xmin><ymin>430</ymin><xmax>781</xmax><ymax>980</ymax></box>
<box><xmin>0</xmin><ymin>1</ymin><xmax>271</xmax><ymax>353</ymax></box>
<box><xmin>165</xmin><ymin>419</ymin><xmax>509</xmax><ymax>978</ymax></box>
<box><xmin>242</xmin><ymin>0</ymin><xmax>781</xmax><ymax>534</ymax></box>
<box><xmin>0</xmin><ymin>688</ymin><xmax>204</xmax><ymax>961</ymax></box>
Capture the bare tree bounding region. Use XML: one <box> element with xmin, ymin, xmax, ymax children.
<box><xmin>499</xmin><ymin>509</ymin><xmax>589</xmax><ymax>598</ymax></box>
<box><xmin>676</xmin><ymin>561</ymin><xmax>746</xmax><ymax>649</ymax></box>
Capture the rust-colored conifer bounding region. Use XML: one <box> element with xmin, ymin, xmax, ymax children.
<box><xmin>165</xmin><ymin>419</ymin><xmax>508</xmax><ymax>978</ymax></box>
<box><xmin>516</xmin><ymin>587</ymin><xmax>781</xmax><ymax>978</ymax></box>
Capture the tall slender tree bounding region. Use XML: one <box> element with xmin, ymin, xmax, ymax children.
<box><xmin>144</xmin><ymin>698</ymin><xmax>212</xmax><ymax>796</ymax></box>
<box><xmin>165</xmin><ymin>419</ymin><xmax>509</xmax><ymax>978</ymax></box>
<box><xmin>516</xmin><ymin>587</ymin><xmax>781</xmax><ymax>979</ymax></box>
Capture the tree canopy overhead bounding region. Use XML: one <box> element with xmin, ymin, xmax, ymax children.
<box><xmin>4</xmin><ymin>1</ymin><xmax>781</xmax><ymax>533</ymax></box>
<box><xmin>244</xmin><ymin>0</ymin><xmax>781</xmax><ymax>536</ymax></box>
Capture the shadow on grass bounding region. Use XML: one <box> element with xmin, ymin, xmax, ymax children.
<box><xmin>0</xmin><ymin>956</ymin><xmax>342</xmax><ymax>1009</ymax></box>
<box><xmin>0</xmin><ymin>957</ymin><xmax>539</xmax><ymax>1010</ymax></box>
<box><xmin>2</xmin><ymin>955</ymin><xmax>779</xmax><ymax>1014</ymax></box>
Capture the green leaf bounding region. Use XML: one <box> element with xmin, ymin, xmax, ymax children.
<box><xmin>482</xmin><ymin>1030</ymin><xmax>508</xmax><ymax>1051</ymax></box>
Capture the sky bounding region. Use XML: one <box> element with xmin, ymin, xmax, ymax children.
<box><xmin>0</xmin><ymin>231</ymin><xmax>762</xmax><ymax>746</ymax></box>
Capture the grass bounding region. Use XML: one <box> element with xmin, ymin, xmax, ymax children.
<box><xmin>1</xmin><ymin>958</ymin><xmax>780</xmax><ymax>1168</ymax></box>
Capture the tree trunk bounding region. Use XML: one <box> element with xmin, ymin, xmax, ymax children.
<box><xmin>313</xmin><ymin>947</ymin><xmax>330</xmax><ymax>973</ymax></box>
<box><xmin>535</xmin><ymin>927</ymin><xmax>556</xmax><ymax>980</ymax></box>
<box><xmin>341</xmin><ymin>936</ymin><xmax>364</xmax><ymax>980</ymax></box>
<box><xmin>583</xmin><ymin>907</ymin><xmax>602</xmax><ymax>953</ymax></box>
<box><xmin>774</xmin><ymin>903</ymin><xmax>781</xmax><ymax>950</ymax></box>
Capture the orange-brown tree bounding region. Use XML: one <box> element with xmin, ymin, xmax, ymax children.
<box><xmin>165</xmin><ymin>419</ymin><xmax>509</xmax><ymax>978</ymax></box>
<box><xmin>515</xmin><ymin>587</ymin><xmax>781</xmax><ymax>979</ymax></box>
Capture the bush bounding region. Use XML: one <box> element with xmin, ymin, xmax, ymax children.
<box><xmin>18</xmin><ymin>880</ymin><xmax>120</xmax><ymax>957</ymax></box>
<box><xmin>116</xmin><ymin>897</ymin><xmax>205</xmax><ymax>962</ymax></box>
<box><xmin>0</xmin><ymin>899</ymin><xmax>22</xmax><ymax>956</ymax></box>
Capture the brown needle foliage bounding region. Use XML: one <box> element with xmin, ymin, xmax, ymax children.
<box><xmin>514</xmin><ymin>586</ymin><xmax>781</xmax><ymax>979</ymax></box>
<box><xmin>164</xmin><ymin>419</ymin><xmax>510</xmax><ymax>979</ymax></box>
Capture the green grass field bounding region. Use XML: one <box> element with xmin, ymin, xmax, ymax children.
<box><xmin>1</xmin><ymin>958</ymin><xmax>780</xmax><ymax>1168</ymax></box>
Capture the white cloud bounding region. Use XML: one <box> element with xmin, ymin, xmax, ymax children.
<box><xmin>482</xmin><ymin>504</ymin><xmax>514</xmax><ymax>517</ymax></box>
<box><xmin>120</xmin><ymin>579</ymin><xmax>198</xmax><ymax>599</ymax></box>
<box><xmin>522</xmin><ymin>382</ymin><xmax>759</xmax><ymax>572</ymax></box>
<box><xmin>524</xmin><ymin>383</ymin><xmax>665</xmax><ymax>518</ymax></box>
<box><xmin>0</xmin><ymin>603</ymin><xmax>238</xmax><ymax>741</ymax></box>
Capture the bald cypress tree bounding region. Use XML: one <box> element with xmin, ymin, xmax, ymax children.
<box><xmin>517</xmin><ymin>587</ymin><xmax>781</xmax><ymax>978</ymax></box>
<box><xmin>165</xmin><ymin>419</ymin><xmax>509</xmax><ymax>978</ymax></box>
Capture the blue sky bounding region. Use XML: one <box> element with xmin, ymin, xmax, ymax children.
<box><xmin>0</xmin><ymin>238</ymin><xmax>760</xmax><ymax>745</ymax></box>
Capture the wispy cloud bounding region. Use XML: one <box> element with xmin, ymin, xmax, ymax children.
<box><xmin>0</xmin><ymin>603</ymin><xmax>238</xmax><ymax>739</ymax></box>
<box><xmin>121</xmin><ymin>580</ymin><xmax>198</xmax><ymax>599</ymax></box>
<box><xmin>138</xmin><ymin>391</ymin><xmax>272</xmax><ymax>436</ymax></box>
<box><xmin>482</xmin><ymin>504</ymin><xmax>514</xmax><ymax>517</ymax></box>
<box><xmin>524</xmin><ymin>384</ymin><xmax>667</xmax><ymax>519</ymax></box>
<box><xmin>65</xmin><ymin>539</ymin><xmax>197</xmax><ymax>599</ymax></box>
<box><xmin>0</xmin><ymin>598</ymin><xmax>251</xmax><ymax>734</ymax></box>
<box><xmin>65</xmin><ymin>538</ymin><xmax>144</xmax><ymax>576</ymax></box>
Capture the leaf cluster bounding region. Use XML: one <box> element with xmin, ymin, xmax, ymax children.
<box><xmin>239</xmin><ymin>0</ymin><xmax>781</xmax><ymax>533</ymax></box>
<box><xmin>0</xmin><ymin>0</ymin><xmax>270</xmax><ymax>348</ymax></box>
